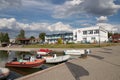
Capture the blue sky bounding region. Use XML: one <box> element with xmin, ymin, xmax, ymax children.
<box><xmin>0</xmin><ymin>0</ymin><xmax>120</xmax><ymax>38</ymax></box>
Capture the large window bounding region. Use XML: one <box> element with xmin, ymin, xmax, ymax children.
<box><xmin>91</xmin><ymin>37</ymin><xmax>96</xmax><ymax>40</ymax></box>
<box><xmin>94</xmin><ymin>29</ymin><xmax>99</xmax><ymax>34</ymax></box>
<box><xmin>83</xmin><ymin>31</ymin><xmax>87</xmax><ymax>35</ymax></box>
<box><xmin>88</xmin><ymin>30</ymin><xmax>93</xmax><ymax>34</ymax></box>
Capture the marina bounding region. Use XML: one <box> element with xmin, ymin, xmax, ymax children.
<box><xmin>0</xmin><ymin>49</ymin><xmax>66</xmax><ymax>80</ymax></box>
<box><xmin>0</xmin><ymin>46</ymin><xmax>120</xmax><ymax>80</ymax></box>
<box><xmin>16</xmin><ymin>46</ymin><xmax>120</xmax><ymax>80</ymax></box>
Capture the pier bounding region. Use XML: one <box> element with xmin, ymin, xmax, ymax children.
<box><xmin>14</xmin><ymin>46</ymin><xmax>120</xmax><ymax>80</ymax></box>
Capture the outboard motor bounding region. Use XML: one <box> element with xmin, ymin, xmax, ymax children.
<box><xmin>81</xmin><ymin>49</ymin><xmax>91</xmax><ymax>58</ymax></box>
<box><xmin>85</xmin><ymin>49</ymin><xmax>91</xmax><ymax>54</ymax></box>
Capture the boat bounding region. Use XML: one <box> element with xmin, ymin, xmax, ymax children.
<box><xmin>43</xmin><ymin>54</ymin><xmax>71</xmax><ymax>63</ymax></box>
<box><xmin>37</xmin><ymin>48</ymin><xmax>52</xmax><ymax>55</ymax></box>
<box><xmin>64</xmin><ymin>49</ymin><xmax>91</xmax><ymax>56</ymax></box>
<box><xmin>0</xmin><ymin>67</ymin><xmax>10</xmax><ymax>79</ymax></box>
<box><xmin>5</xmin><ymin>58</ymin><xmax>45</xmax><ymax>68</ymax></box>
<box><xmin>6</xmin><ymin>51</ymin><xmax>46</xmax><ymax>68</ymax></box>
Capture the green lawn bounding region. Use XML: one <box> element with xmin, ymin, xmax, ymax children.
<box><xmin>23</xmin><ymin>43</ymin><xmax>120</xmax><ymax>48</ymax></box>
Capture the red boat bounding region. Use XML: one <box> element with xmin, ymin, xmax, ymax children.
<box><xmin>37</xmin><ymin>48</ymin><xmax>52</xmax><ymax>55</ymax></box>
<box><xmin>5</xmin><ymin>59</ymin><xmax>45</xmax><ymax>68</ymax></box>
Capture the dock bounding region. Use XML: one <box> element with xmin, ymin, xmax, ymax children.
<box><xmin>15</xmin><ymin>46</ymin><xmax>120</xmax><ymax>80</ymax></box>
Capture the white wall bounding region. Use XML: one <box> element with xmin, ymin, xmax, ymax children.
<box><xmin>73</xmin><ymin>26</ymin><xmax>108</xmax><ymax>43</ymax></box>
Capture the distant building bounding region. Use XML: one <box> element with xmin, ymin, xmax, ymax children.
<box><xmin>112</xmin><ymin>34</ymin><xmax>120</xmax><ymax>43</ymax></box>
<box><xmin>30</xmin><ymin>38</ymin><xmax>41</xmax><ymax>44</ymax></box>
<box><xmin>16</xmin><ymin>38</ymin><xmax>31</xmax><ymax>45</ymax></box>
<box><xmin>45</xmin><ymin>33</ymin><xmax>73</xmax><ymax>44</ymax></box>
<box><xmin>45</xmin><ymin>26</ymin><xmax>108</xmax><ymax>44</ymax></box>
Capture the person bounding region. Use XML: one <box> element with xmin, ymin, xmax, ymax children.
<box><xmin>30</xmin><ymin>55</ymin><xmax>35</xmax><ymax>62</ymax></box>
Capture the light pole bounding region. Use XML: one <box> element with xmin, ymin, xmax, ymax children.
<box><xmin>99</xmin><ymin>26</ymin><xmax>100</xmax><ymax>47</ymax></box>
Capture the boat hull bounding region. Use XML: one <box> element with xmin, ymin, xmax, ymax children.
<box><xmin>44</xmin><ymin>55</ymin><xmax>70</xmax><ymax>63</ymax></box>
<box><xmin>37</xmin><ymin>48</ymin><xmax>52</xmax><ymax>55</ymax></box>
<box><xmin>37</xmin><ymin>52</ymin><xmax>48</xmax><ymax>55</ymax></box>
<box><xmin>5</xmin><ymin>59</ymin><xmax>45</xmax><ymax>68</ymax></box>
<box><xmin>64</xmin><ymin>49</ymin><xmax>86</xmax><ymax>55</ymax></box>
<box><xmin>0</xmin><ymin>68</ymin><xmax>10</xmax><ymax>79</ymax></box>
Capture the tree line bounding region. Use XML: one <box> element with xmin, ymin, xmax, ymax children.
<box><xmin>0</xmin><ymin>29</ymin><xmax>46</xmax><ymax>43</ymax></box>
<box><xmin>0</xmin><ymin>32</ymin><xmax>9</xmax><ymax>43</ymax></box>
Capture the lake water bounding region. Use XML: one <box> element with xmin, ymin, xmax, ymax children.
<box><xmin>0</xmin><ymin>50</ymin><xmax>64</xmax><ymax>80</ymax></box>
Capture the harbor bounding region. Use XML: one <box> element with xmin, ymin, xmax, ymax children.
<box><xmin>0</xmin><ymin>46</ymin><xmax>120</xmax><ymax>80</ymax></box>
<box><xmin>16</xmin><ymin>46</ymin><xmax>120</xmax><ymax>80</ymax></box>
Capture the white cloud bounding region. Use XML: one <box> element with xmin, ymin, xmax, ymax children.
<box><xmin>96</xmin><ymin>23</ymin><xmax>119</xmax><ymax>32</ymax></box>
<box><xmin>96</xmin><ymin>16</ymin><xmax>108</xmax><ymax>23</ymax></box>
<box><xmin>53</xmin><ymin>0</ymin><xmax>120</xmax><ymax>18</ymax></box>
<box><xmin>0</xmin><ymin>18</ymin><xmax>73</xmax><ymax>33</ymax></box>
<box><xmin>0</xmin><ymin>0</ymin><xmax>21</xmax><ymax>10</ymax></box>
<box><xmin>22</xmin><ymin>0</ymin><xmax>55</xmax><ymax>11</ymax></box>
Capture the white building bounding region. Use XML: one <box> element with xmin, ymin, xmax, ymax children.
<box><xmin>45</xmin><ymin>26</ymin><xmax>108</xmax><ymax>44</ymax></box>
<box><xmin>73</xmin><ymin>26</ymin><xmax>108</xmax><ymax>43</ymax></box>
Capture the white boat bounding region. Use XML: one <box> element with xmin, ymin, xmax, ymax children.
<box><xmin>43</xmin><ymin>54</ymin><xmax>71</xmax><ymax>63</ymax></box>
<box><xmin>0</xmin><ymin>67</ymin><xmax>10</xmax><ymax>79</ymax></box>
<box><xmin>64</xmin><ymin>49</ymin><xmax>91</xmax><ymax>56</ymax></box>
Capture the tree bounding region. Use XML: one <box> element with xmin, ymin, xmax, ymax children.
<box><xmin>39</xmin><ymin>32</ymin><xmax>46</xmax><ymax>41</ymax></box>
<box><xmin>108</xmin><ymin>32</ymin><xmax>112</xmax><ymax>38</ymax></box>
<box><xmin>4</xmin><ymin>33</ymin><xmax>9</xmax><ymax>42</ymax></box>
<box><xmin>57</xmin><ymin>38</ymin><xmax>63</xmax><ymax>44</ymax></box>
<box><xmin>30</xmin><ymin>36</ymin><xmax>35</xmax><ymax>39</ymax></box>
<box><xmin>0</xmin><ymin>32</ymin><xmax>9</xmax><ymax>43</ymax></box>
<box><xmin>16</xmin><ymin>29</ymin><xmax>25</xmax><ymax>39</ymax></box>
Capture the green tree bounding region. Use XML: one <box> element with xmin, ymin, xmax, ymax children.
<box><xmin>39</xmin><ymin>32</ymin><xmax>46</xmax><ymax>41</ymax></box>
<box><xmin>0</xmin><ymin>32</ymin><xmax>9</xmax><ymax>43</ymax></box>
<box><xmin>30</xmin><ymin>36</ymin><xmax>35</xmax><ymax>39</ymax></box>
<box><xmin>57</xmin><ymin>38</ymin><xmax>63</xmax><ymax>44</ymax></box>
<box><xmin>4</xmin><ymin>33</ymin><xmax>9</xmax><ymax>42</ymax></box>
<box><xmin>17</xmin><ymin>29</ymin><xmax>25</xmax><ymax>39</ymax></box>
<box><xmin>0</xmin><ymin>32</ymin><xmax>4</xmax><ymax>42</ymax></box>
<box><xmin>108</xmin><ymin>32</ymin><xmax>112</xmax><ymax>38</ymax></box>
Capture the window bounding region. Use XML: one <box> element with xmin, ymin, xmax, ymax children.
<box><xmin>91</xmin><ymin>37</ymin><xmax>95</xmax><ymax>40</ymax></box>
<box><xmin>88</xmin><ymin>30</ymin><xmax>93</xmax><ymax>34</ymax></box>
<box><xmin>94</xmin><ymin>29</ymin><xmax>99</xmax><ymax>34</ymax></box>
<box><xmin>83</xmin><ymin>31</ymin><xmax>87</xmax><ymax>35</ymax></box>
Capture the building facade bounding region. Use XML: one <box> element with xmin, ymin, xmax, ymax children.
<box><xmin>45</xmin><ymin>33</ymin><xmax>73</xmax><ymax>44</ymax></box>
<box><xmin>112</xmin><ymin>34</ymin><xmax>120</xmax><ymax>43</ymax></box>
<box><xmin>73</xmin><ymin>26</ymin><xmax>108</xmax><ymax>43</ymax></box>
<box><xmin>45</xmin><ymin>26</ymin><xmax>108</xmax><ymax>44</ymax></box>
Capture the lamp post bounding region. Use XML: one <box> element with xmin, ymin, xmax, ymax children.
<box><xmin>99</xmin><ymin>26</ymin><xmax>100</xmax><ymax>47</ymax></box>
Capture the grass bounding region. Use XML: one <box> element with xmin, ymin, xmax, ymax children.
<box><xmin>23</xmin><ymin>43</ymin><xmax>120</xmax><ymax>48</ymax></box>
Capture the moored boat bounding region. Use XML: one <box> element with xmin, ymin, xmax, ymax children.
<box><xmin>37</xmin><ymin>48</ymin><xmax>52</xmax><ymax>55</ymax></box>
<box><xmin>64</xmin><ymin>49</ymin><xmax>91</xmax><ymax>56</ymax></box>
<box><xmin>5</xmin><ymin>59</ymin><xmax>45</xmax><ymax>68</ymax></box>
<box><xmin>0</xmin><ymin>67</ymin><xmax>10</xmax><ymax>79</ymax></box>
<box><xmin>43</xmin><ymin>54</ymin><xmax>71</xmax><ymax>63</ymax></box>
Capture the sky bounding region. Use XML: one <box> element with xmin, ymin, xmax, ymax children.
<box><xmin>0</xmin><ymin>0</ymin><xmax>120</xmax><ymax>38</ymax></box>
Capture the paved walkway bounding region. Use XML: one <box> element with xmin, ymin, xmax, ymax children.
<box><xmin>15</xmin><ymin>46</ymin><xmax>120</xmax><ymax>80</ymax></box>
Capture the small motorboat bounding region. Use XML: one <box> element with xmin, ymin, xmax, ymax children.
<box><xmin>6</xmin><ymin>51</ymin><xmax>46</xmax><ymax>68</ymax></box>
<box><xmin>43</xmin><ymin>54</ymin><xmax>71</xmax><ymax>64</ymax></box>
<box><xmin>0</xmin><ymin>67</ymin><xmax>10</xmax><ymax>79</ymax></box>
<box><xmin>64</xmin><ymin>49</ymin><xmax>91</xmax><ymax>56</ymax></box>
<box><xmin>37</xmin><ymin>48</ymin><xmax>52</xmax><ymax>55</ymax></box>
<box><xmin>5</xmin><ymin>58</ymin><xmax>45</xmax><ymax>68</ymax></box>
